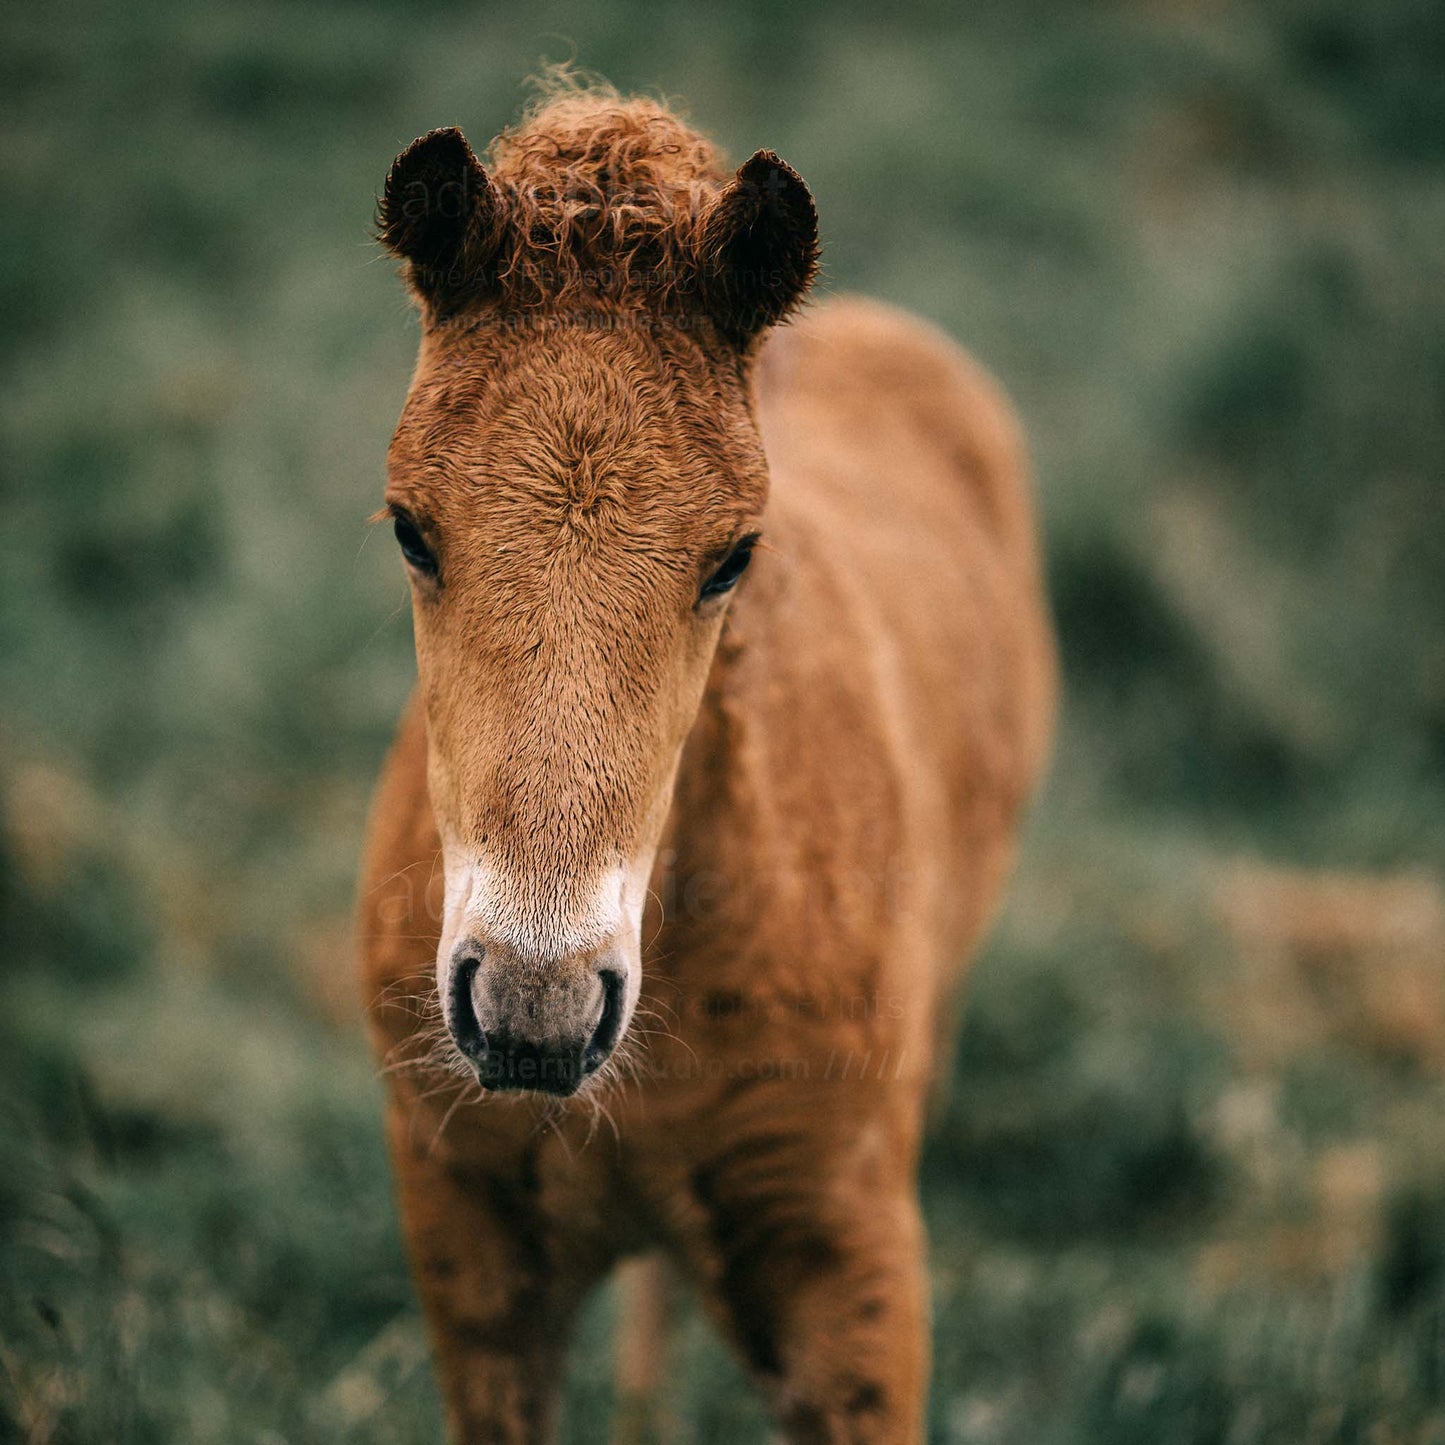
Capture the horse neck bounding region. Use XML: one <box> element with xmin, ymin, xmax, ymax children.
<box><xmin>646</xmin><ymin>625</ymin><xmax>769</xmax><ymax>981</ymax></box>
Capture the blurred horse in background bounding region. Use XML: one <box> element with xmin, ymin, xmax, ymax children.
<box><xmin>359</xmin><ymin>76</ymin><xmax>1054</xmax><ymax>1443</ymax></box>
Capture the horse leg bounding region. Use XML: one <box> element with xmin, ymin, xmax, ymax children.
<box><xmin>612</xmin><ymin>1252</ymin><xmax>680</xmax><ymax>1444</ymax></box>
<box><xmin>385</xmin><ymin>1096</ymin><xmax>591</xmax><ymax>1445</ymax></box>
<box><xmin>684</xmin><ymin>1123</ymin><xmax>931</xmax><ymax>1444</ymax></box>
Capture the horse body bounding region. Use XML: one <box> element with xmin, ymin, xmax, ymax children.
<box><xmin>360</xmin><ymin>85</ymin><xmax>1054</xmax><ymax>1444</ymax></box>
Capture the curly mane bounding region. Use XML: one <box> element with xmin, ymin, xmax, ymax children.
<box><xmin>482</xmin><ymin>73</ymin><xmax>730</xmax><ymax>308</ymax></box>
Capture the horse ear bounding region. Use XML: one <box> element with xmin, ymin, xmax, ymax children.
<box><xmin>695</xmin><ymin>149</ymin><xmax>819</xmax><ymax>345</ymax></box>
<box><xmin>377</xmin><ymin>127</ymin><xmax>503</xmax><ymax>316</ymax></box>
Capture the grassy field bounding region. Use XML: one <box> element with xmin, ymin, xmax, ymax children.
<box><xmin>2</xmin><ymin>0</ymin><xmax>1443</xmax><ymax>1440</ymax></box>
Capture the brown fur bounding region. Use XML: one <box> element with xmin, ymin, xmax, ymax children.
<box><xmin>360</xmin><ymin>81</ymin><xmax>1055</xmax><ymax>1444</ymax></box>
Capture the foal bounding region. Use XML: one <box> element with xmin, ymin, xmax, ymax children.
<box><xmin>359</xmin><ymin>82</ymin><xmax>1055</xmax><ymax>1443</ymax></box>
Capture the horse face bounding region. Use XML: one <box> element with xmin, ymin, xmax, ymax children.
<box><xmin>384</xmin><ymin>321</ymin><xmax>768</xmax><ymax>1094</ymax></box>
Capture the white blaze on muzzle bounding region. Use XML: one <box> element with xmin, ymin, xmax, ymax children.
<box><xmin>433</xmin><ymin>843</ymin><xmax>655</xmax><ymax>1091</ymax></box>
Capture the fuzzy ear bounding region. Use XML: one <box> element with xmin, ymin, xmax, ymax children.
<box><xmin>377</xmin><ymin>128</ymin><xmax>503</xmax><ymax>316</ymax></box>
<box><xmin>696</xmin><ymin>150</ymin><xmax>819</xmax><ymax>345</ymax></box>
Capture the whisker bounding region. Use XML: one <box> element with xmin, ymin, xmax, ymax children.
<box><xmin>426</xmin><ymin>1081</ymin><xmax>478</xmax><ymax>1155</ymax></box>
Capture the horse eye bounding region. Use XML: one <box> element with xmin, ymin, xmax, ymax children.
<box><xmin>393</xmin><ymin>515</ymin><xmax>437</xmax><ymax>577</ymax></box>
<box><xmin>699</xmin><ymin>535</ymin><xmax>757</xmax><ymax>603</ymax></box>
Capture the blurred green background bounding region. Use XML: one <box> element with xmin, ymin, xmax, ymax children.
<box><xmin>2</xmin><ymin>1</ymin><xmax>1443</xmax><ymax>1440</ymax></box>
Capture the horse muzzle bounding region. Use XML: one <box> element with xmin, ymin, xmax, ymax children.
<box><xmin>443</xmin><ymin>938</ymin><xmax>629</xmax><ymax>1096</ymax></box>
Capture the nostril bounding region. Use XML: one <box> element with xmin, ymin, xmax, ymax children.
<box><xmin>584</xmin><ymin>968</ymin><xmax>626</xmax><ymax>1072</ymax></box>
<box><xmin>448</xmin><ymin>952</ymin><xmax>486</xmax><ymax>1061</ymax></box>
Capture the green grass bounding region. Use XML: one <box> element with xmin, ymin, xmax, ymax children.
<box><xmin>2</xmin><ymin>0</ymin><xmax>1444</xmax><ymax>1439</ymax></box>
